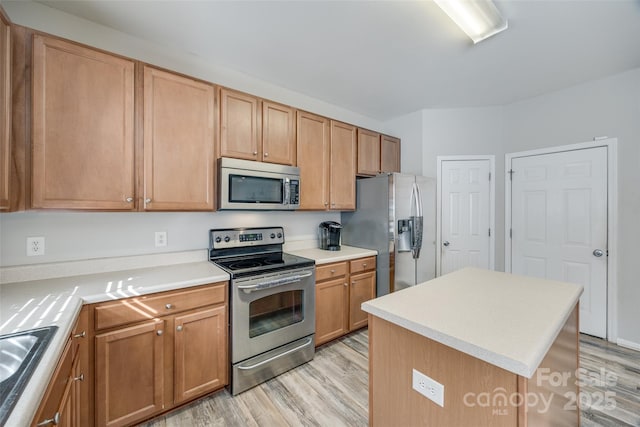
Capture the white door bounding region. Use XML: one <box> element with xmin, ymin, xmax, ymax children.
<box><xmin>439</xmin><ymin>159</ymin><xmax>493</xmax><ymax>275</ymax></box>
<box><xmin>510</xmin><ymin>147</ymin><xmax>607</xmax><ymax>338</ymax></box>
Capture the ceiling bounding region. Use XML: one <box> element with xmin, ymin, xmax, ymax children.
<box><xmin>34</xmin><ymin>0</ymin><xmax>640</xmax><ymax>121</ymax></box>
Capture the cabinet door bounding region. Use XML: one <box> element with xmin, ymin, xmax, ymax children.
<box><xmin>174</xmin><ymin>305</ymin><xmax>228</xmax><ymax>404</ymax></box>
<box><xmin>71</xmin><ymin>307</ymin><xmax>90</xmax><ymax>426</ymax></box>
<box><xmin>219</xmin><ymin>88</ymin><xmax>260</xmax><ymax>161</ymax></box>
<box><xmin>0</xmin><ymin>16</ymin><xmax>10</xmax><ymax>210</ymax></box>
<box><xmin>262</xmin><ymin>101</ymin><xmax>296</xmax><ymax>165</ymax></box>
<box><xmin>349</xmin><ymin>270</ymin><xmax>376</xmax><ymax>331</ymax></box>
<box><xmin>297</xmin><ymin>111</ymin><xmax>330</xmax><ymax>210</ymax></box>
<box><xmin>315</xmin><ymin>277</ymin><xmax>349</xmax><ymax>346</ymax></box>
<box><xmin>357</xmin><ymin>129</ymin><xmax>380</xmax><ymax>176</ymax></box>
<box><xmin>95</xmin><ymin>320</ymin><xmax>164</xmax><ymax>427</ymax></box>
<box><xmin>32</xmin><ymin>338</ymin><xmax>74</xmax><ymax>427</ymax></box>
<box><xmin>329</xmin><ymin>121</ymin><xmax>356</xmax><ymax>210</ymax></box>
<box><xmin>32</xmin><ymin>35</ymin><xmax>135</xmax><ymax>209</ymax></box>
<box><xmin>143</xmin><ymin>66</ymin><xmax>215</xmax><ymax>211</ymax></box>
<box><xmin>381</xmin><ymin>135</ymin><xmax>401</xmax><ymax>173</ymax></box>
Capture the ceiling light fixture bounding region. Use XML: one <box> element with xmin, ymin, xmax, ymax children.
<box><xmin>433</xmin><ymin>0</ymin><xmax>508</xmax><ymax>44</ymax></box>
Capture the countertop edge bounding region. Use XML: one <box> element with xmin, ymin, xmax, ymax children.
<box><xmin>362</xmin><ymin>282</ymin><xmax>583</xmax><ymax>379</ymax></box>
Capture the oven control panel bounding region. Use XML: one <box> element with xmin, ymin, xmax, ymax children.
<box><xmin>210</xmin><ymin>227</ymin><xmax>284</xmax><ymax>249</ymax></box>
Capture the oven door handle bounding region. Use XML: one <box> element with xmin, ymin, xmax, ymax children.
<box><xmin>236</xmin><ymin>337</ymin><xmax>314</xmax><ymax>370</ymax></box>
<box><xmin>237</xmin><ymin>271</ymin><xmax>313</xmax><ymax>293</ymax></box>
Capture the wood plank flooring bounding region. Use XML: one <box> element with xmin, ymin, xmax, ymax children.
<box><xmin>139</xmin><ymin>330</ymin><xmax>639</xmax><ymax>427</ymax></box>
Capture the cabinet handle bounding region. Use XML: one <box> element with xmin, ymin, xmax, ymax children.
<box><xmin>37</xmin><ymin>413</ymin><xmax>60</xmax><ymax>426</ymax></box>
<box><xmin>73</xmin><ymin>373</ymin><xmax>84</xmax><ymax>382</ymax></box>
<box><xmin>73</xmin><ymin>331</ymin><xmax>86</xmax><ymax>338</ymax></box>
<box><xmin>145</xmin><ymin>198</ymin><xmax>152</xmax><ymax>203</ymax></box>
<box><xmin>165</xmin><ymin>303</ymin><xmax>173</xmax><ymax>309</ymax></box>
<box><xmin>176</xmin><ymin>325</ymin><xmax>183</xmax><ymax>332</ymax></box>
<box><xmin>125</xmin><ymin>197</ymin><xmax>133</xmax><ymax>203</ymax></box>
<box><xmin>157</xmin><ymin>330</ymin><xmax>163</xmax><ymax>336</ymax></box>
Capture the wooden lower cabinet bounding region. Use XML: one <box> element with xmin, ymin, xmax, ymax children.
<box><xmin>92</xmin><ymin>282</ymin><xmax>228</xmax><ymax>427</ymax></box>
<box><xmin>95</xmin><ymin>320</ymin><xmax>164</xmax><ymax>427</ymax></box>
<box><xmin>315</xmin><ymin>257</ymin><xmax>376</xmax><ymax>346</ymax></box>
<box><xmin>32</xmin><ymin>308</ymin><xmax>88</xmax><ymax>427</ymax></box>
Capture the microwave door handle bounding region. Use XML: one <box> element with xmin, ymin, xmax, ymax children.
<box><xmin>283</xmin><ymin>177</ymin><xmax>290</xmax><ymax>205</ymax></box>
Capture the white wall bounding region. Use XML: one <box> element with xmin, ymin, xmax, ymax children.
<box><xmin>0</xmin><ymin>1</ymin><xmax>363</xmax><ymax>267</ymax></box>
<box><xmin>385</xmin><ymin>67</ymin><xmax>640</xmax><ymax>346</ymax></box>
<box><xmin>503</xmin><ymin>68</ymin><xmax>640</xmax><ymax>346</ymax></box>
<box><xmin>383</xmin><ymin>110</ymin><xmax>424</xmax><ymax>175</ymax></box>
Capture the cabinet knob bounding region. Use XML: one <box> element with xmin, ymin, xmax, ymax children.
<box><xmin>37</xmin><ymin>412</ymin><xmax>60</xmax><ymax>426</ymax></box>
<box><xmin>344</xmin><ymin>283</ymin><xmax>348</xmax><ymax>287</ymax></box>
<box><xmin>330</xmin><ymin>269</ymin><xmax>336</xmax><ymax>274</ymax></box>
<box><xmin>264</xmin><ymin>152</ymin><xmax>269</xmax><ymax>157</ymax></box>
<box><xmin>253</xmin><ymin>151</ymin><xmax>258</xmax><ymax>155</ymax></box>
<box><xmin>73</xmin><ymin>373</ymin><xmax>84</xmax><ymax>382</ymax></box>
<box><xmin>165</xmin><ymin>303</ymin><xmax>173</xmax><ymax>309</ymax></box>
<box><xmin>176</xmin><ymin>325</ymin><xmax>183</xmax><ymax>332</ymax></box>
<box><xmin>73</xmin><ymin>331</ymin><xmax>86</xmax><ymax>338</ymax></box>
<box><xmin>145</xmin><ymin>198</ymin><xmax>152</xmax><ymax>203</ymax></box>
<box><xmin>324</xmin><ymin>202</ymin><xmax>329</xmax><ymax>207</ymax></box>
<box><xmin>362</xmin><ymin>263</ymin><xmax>367</xmax><ymax>268</ymax></box>
<box><xmin>157</xmin><ymin>330</ymin><xmax>163</xmax><ymax>336</ymax></box>
<box><xmin>125</xmin><ymin>197</ymin><xmax>133</xmax><ymax>203</ymax></box>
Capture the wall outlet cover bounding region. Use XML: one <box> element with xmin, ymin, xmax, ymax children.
<box><xmin>155</xmin><ymin>231</ymin><xmax>167</xmax><ymax>247</ymax></box>
<box><xmin>412</xmin><ymin>368</ymin><xmax>444</xmax><ymax>407</ymax></box>
<box><xmin>26</xmin><ymin>236</ymin><xmax>45</xmax><ymax>256</ymax></box>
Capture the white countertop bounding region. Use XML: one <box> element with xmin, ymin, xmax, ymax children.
<box><xmin>0</xmin><ymin>260</ymin><xmax>229</xmax><ymax>426</ymax></box>
<box><xmin>289</xmin><ymin>245</ymin><xmax>377</xmax><ymax>265</ymax></box>
<box><xmin>0</xmin><ymin>244</ymin><xmax>375</xmax><ymax>425</ymax></box>
<box><xmin>362</xmin><ymin>268</ymin><xmax>583</xmax><ymax>379</ymax></box>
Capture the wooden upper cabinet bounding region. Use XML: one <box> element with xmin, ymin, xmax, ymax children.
<box><xmin>381</xmin><ymin>134</ymin><xmax>401</xmax><ymax>173</ymax></box>
<box><xmin>296</xmin><ymin>111</ymin><xmax>330</xmax><ymax>210</ymax></box>
<box><xmin>329</xmin><ymin>121</ymin><xmax>356</xmax><ymax>210</ymax></box>
<box><xmin>219</xmin><ymin>88</ymin><xmax>260</xmax><ymax>161</ymax></box>
<box><xmin>142</xmin><ymin>66</ymin><xmax>215</xmax><ymax>211</ymax></box>
<box><xmin>0</xmin><ymin>14</ymin><xmax>10</xmax><ymax>210</ymax></box>
<box><xmin>357</xmin><ymin>128</ymin><xmax>381</xmax><ymax>176</ymax></box>
<box><xmin>262</xmin><ymin>100</ymin><xmax>296</xmax><ymax>165</ymax></box>
<box><xmin>32</xmin><ymin>35</ymin><xmax>135</xmax><ymax>209</ymax></box>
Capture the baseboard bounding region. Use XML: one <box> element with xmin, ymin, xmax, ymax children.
<box><xmin>616</xmin><ymin>338</ymin><xmax>640</xmax><ymax>352</ymax></box>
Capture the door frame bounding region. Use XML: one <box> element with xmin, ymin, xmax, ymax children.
<box><xmin>436</xmin><ymin>155</ymin><xmax>496</xmax><ymax>277</ymax></box>
<box><xmin>504</xmin><ymin>139</ymin><xmax>618</xmax><ymax>341</ymax></box>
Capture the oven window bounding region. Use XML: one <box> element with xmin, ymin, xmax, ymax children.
<box><xmin>249</xmin><ymin>290</ymin><xmax>303</xmax><ymax>338</ymax></box>
<box><xmin>229</xmin><ymin>175</ymin><xmax>283</xmax><ymax>204</ymax></box>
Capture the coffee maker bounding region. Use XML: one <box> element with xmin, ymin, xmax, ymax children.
<box><xmin>318</xmin><ymin>221</ymin><xmax>342</xmax><ymax>251</ymax></box>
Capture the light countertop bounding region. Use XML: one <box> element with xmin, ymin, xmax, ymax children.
<box><xmin>362</xmin><ymin>268</ymin><xmax>583</xmax><ymax>379</ymax></box>
<box><xmin>289</xmin><ymin>245</ymin><xmax>377</xmax><ymax>265</ymax></box>
<box><xmin>0</xmin><ymin>260</ymin><xmax>229</xmax><ymax>426</ymax></box>
<box><xmin>0</xmin><ymin>244</ymin><xmax>375</xmax><ymax>425</ymax></box>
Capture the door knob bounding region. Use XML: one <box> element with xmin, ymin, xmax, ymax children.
<box><xmin>593</xmin><ymin>249</ymin><xmax>605</xmax><ymax>257</ymax></box>
<box><xmin>443</xmin><ymin>241</ymin><xmax>450</xmax><ymax>247</ymax></box>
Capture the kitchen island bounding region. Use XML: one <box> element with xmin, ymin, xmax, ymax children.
<box><xmin>362</xmin><ymin>268</ymin><xmax>583</xmax><ymax>427</ymax></box>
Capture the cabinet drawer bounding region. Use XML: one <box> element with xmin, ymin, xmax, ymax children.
<box><xmin>316</xmin><ymin>262</ymin><xmax>348</xmax><ymax>282</ymax></box>
<box><xmin>350</xmin><ymin>257</ymin><xmax>376</xmax><ymax>274</ymax></box>
<box><xmin>95</xmin><ymin>282</ymin><xmax>227</xmax><ymax>331</ymax></box>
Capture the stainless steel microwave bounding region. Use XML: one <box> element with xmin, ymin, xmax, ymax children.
<box><xmin>218</xmin><ymin>158</ymin><xmax>300</xmax><ymax>210</ymax></box>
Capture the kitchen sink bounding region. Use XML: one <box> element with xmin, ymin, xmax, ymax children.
<box><xmin>0</xmin><ymin>326</ymin><xmax>58</xmax><ymax>425</ymax></box>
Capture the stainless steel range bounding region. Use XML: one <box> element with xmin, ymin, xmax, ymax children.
<box><xmin>209</xmin><ymin>227</ymin><xmax>315</xmax><ymax>395</ymax></box>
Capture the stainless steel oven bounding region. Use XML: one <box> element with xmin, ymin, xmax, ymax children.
<box><xmin>209</xmin><ymin>227</ymin><xmax>315</xmax><ymax>395</ymax></box>
<box><xmin>218</xmin><ymin>158</ymin><xmax>300</xmax><ymax>210</ymax></box>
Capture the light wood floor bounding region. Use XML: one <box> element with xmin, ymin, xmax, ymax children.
<box><xmin>140</xmin><ymin>330</ymin><xmax>639</xmax><ymax>427</ymax></box>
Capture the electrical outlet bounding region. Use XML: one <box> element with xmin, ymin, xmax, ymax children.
<box><xmin>412</xmin><ymin>369</ymin><xmax>444</xmax><ymax>407</ymax></box>
<box><xmin>155</xmin><ymin>231</ymin><xmax>167</xmax><ymax>247</ymax></box>
<box><xmin>26</xmin><ymin>236</ymin><xmax>45</xmax><ymax>256</ymax></box>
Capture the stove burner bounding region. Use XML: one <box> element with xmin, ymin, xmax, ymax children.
<box><xmin>229</xmin><ymin>261</ymin><xmax>261</xmax><ymax>270</ymax></box>
<box><xmin>264</xmin><ymin>258</ymin><xmax>285</xmax><ymax>265</ymax></box>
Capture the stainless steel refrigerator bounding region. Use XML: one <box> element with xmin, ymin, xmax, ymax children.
<box><xmin>341</xmin><ymin>173</ymin><xmax>436</xmax><ymax>296</ymax></box>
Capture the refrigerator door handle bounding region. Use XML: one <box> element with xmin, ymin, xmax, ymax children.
<box><xmin>410</xmin><ymin>183</ymin><xmax>424</xmax><ymax>259</ymax></box>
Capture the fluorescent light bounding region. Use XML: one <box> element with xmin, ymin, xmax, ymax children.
<box><xmin>434</xmin><ymin>0</ymin><xmax>508</xmax><ymax>43</ymax></box>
